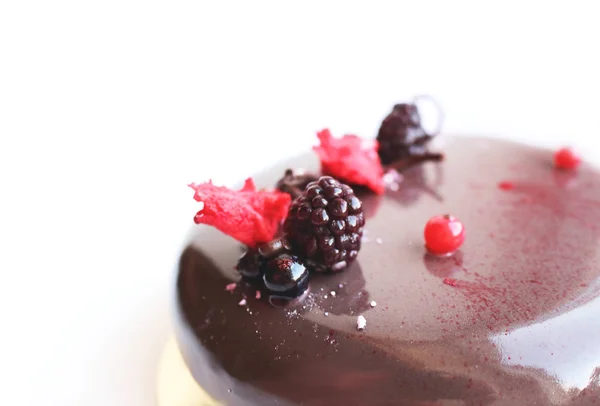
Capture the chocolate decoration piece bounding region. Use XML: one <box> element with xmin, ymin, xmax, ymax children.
<box><xmin>377</xmin><ymin>103</ymin><xmax>443</xmax><ymax>168</ymax></box>
<box><xmin>176</xmin><ymin>137</ymin><xmax>600</xmax><ymax>405</ymax></box>
<box><xmin>275</xmin><ymin>169</ymin><xmax>319</xmax><ymax>200</ymax></box>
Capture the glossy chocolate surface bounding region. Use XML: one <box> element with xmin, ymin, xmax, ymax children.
<box><xmin>175</xmin><ymin>137</ymin><xmax>600</xmax><ymax>405</ymax></box>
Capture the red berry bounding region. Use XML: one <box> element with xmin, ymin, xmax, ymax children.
<box><xmin>424</xmin><ymin>214</ymin><xmax>465</xmax><ymax>255</ymax></box>
<box><xmin>554</xmin><ymin>147</ymin><xmax>581</xmax><ymax>170</ymax></box>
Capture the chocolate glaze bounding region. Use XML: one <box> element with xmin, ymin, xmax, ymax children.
<box><xmin>174</xmin><ymin>137</ymin><xmax>600</xmax><ymax>405</ymax></box>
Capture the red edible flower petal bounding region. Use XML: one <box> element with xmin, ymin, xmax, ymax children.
<box><xmin>188</xmin><ymin>178</ymin><xmax>291</xmax><ymax>247</ymax></box>
<box><xmin>313</xmin><ymin>129</ymin><xmax>385</xmax><ymax>194</ymax></box>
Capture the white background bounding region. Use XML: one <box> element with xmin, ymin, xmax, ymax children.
<box><xmin>1</xmin><ymin>2</ymin><xmax>599</xmax><ymax>405</ymax></box>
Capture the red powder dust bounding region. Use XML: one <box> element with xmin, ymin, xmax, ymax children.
<box><xmin>189</xmin><ymin>178</ymin><xmax>291</xmax><ymax>247</ymax></box>
<box><xmin>443</xmin><ymin>278</ymin><xmax>458</xmax><ymax>287</ymax></box>
<box><xmin>314</xmin><ymin>129</ymin><xmax>385</xmax><ymax>194</ymax></box>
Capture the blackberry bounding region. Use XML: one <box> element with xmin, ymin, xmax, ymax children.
<box><xmin>377</xmin><ymin>103</ymin><xmax>443</xmax><ymax>169</ymax></box>
<box><xmin>263</xmin><ymin>253</ymin><xmax>309</xmax><ymax>298</ymax></box>
<box><xmin>276</xmin><ymin>169</ymin><xmax>318</xmax><ymax>200</ymax></box>
<box><xmin>283</xmin><ymin>176</ymin><xmax>364</xmax><ymax>272</ymax></box>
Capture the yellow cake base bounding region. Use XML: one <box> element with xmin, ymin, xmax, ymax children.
<box><xmin>156</xmin><ymin>336</ymin><xmax>219</xmax><ymax>406</ymax></box>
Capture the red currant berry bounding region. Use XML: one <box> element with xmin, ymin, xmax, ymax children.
<box><xmin>554</xmin><ymin>147</ymin><xmax>581</xmax><ymax>170</ymax></box>
<box><xmin>424</xmin><ymin>214</ymin><xmax>465</xmax><ymax>255</ymax></box>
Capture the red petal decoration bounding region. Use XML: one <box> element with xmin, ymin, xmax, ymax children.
<box><xmin>314</xmin><ymin>129</ymin><xmax>385</xmax><ymax>194</ymax></box>
<box><xmin>188</xmin><ymin>178</ymin><xmax>291</xmax><ymax>247</ymax></box>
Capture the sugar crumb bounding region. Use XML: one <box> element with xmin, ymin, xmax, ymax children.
<box><xmin>357</xmin><ymin>315</ymin><xmax>367</xmax><ymax>331</ymax></box>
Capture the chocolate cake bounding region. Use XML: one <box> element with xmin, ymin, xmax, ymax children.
<box><xmin>170</xmin><ymin>104</ymin><xmax>600</xmax><ymax>405</ymax></box>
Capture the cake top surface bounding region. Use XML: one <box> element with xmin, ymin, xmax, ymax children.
<box><xmin>176</xmin><ymin>136</ymin><xmax>600</xmax><ymax>406</ymax></box>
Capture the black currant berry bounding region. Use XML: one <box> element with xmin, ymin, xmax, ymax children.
<box><xmin>263</xmin><ymin>254</ymin><xmax>309</xmax><ymax>298</ymax></box>
<box><xmin>235</xmin><ymin>249</ymin><xmax>264</xmax><ymax>279</ymax></box>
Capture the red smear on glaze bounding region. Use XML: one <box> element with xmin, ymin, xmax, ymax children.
<box><xmin>314</xmin><ymin>129</ymin><xmax>385</xmax><ymax>194</ymax></box>
<box><xmin>189</xmin><ymin>178</ymin><xmax>291</xmax><ymax>247</ymax></box>
<box><xmin>498</xmin><ymin>181</ymin><xmax>515</xmax><ymax>191</ymax></box>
